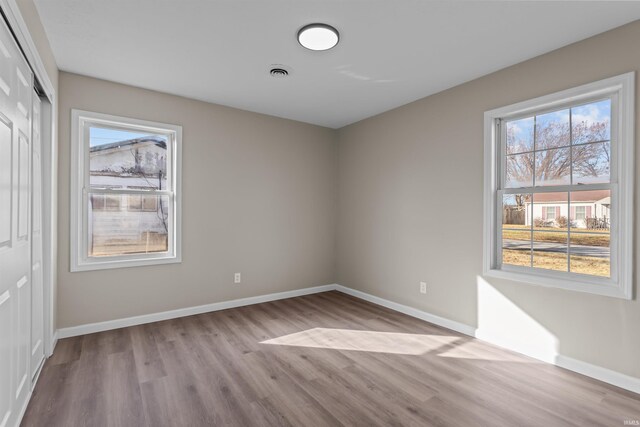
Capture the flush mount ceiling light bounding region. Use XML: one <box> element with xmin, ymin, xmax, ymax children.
<box><xmin>297</xmin><ymin>23</ymin><xmax>339</xmax><ymax>51</ymax></box>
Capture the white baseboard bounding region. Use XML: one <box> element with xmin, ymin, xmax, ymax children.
<box><xmin>13</xmin><ymin>389</ymin><xmax>32</xmax><ymax>427</ymax></box>
<box><xmin>334</xmin><ymin>285</ymin><xmax>476</xmax><ymax>336</ymax></box>
<box><xmin>53</xmin><ymin>282</ymin><xmax>640</xmax><ymax>395</ymax></box>
<box><xmin>555</xmin><ymin>354</ymin><xmax>640</xmax><ymax>394</ymax></box>
<box><xmin>57</xmin><ymin>284</ymin><xmax>338</xmax><ymax>339</ymax></box>
<box><xmin>50</xmin><ymin>330</ymin><xmax>58</xmax><ymax>355</ymax></box>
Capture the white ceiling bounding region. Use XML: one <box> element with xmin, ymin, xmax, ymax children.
<box><xmin>35</xmin><ymin>1</ymin><xmax>640</xmax><ymax>129</ymax></box>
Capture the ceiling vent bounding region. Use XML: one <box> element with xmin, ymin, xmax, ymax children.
<box><xmin>269</xmin><ymin>64</ymin><xmax>291</xmax><ymax>78</ymax></box>
<box><xmin>270</xmin><ymin>68</ymin><xmax>288</xmax><ymax>78</ymax></box>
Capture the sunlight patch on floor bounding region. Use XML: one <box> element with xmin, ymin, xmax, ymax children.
<box><xmin>260</xmin><ymin>328</ymin><xmax>459</xmax><ymax>355</ymax></box>
<box><xmin>436</xmin><ymin>339</ymin><xmax>532</xmax><ymax>362</ymax></box>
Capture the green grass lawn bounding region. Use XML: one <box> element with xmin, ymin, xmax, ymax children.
<box><xmin>503</xmin><ymin>249</ymin><xmax>610</xmax><ymax>277</ymax></box>
<box><xmin>502</xmin><ymin>224</ymin><xmax>609</xmax><ymax>247</ymax></box>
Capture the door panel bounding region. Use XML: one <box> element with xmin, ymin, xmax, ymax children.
<box><xmin>0</xmin><ymin>14</ymin><xmax>34</xmax><ymax>427</ymax></box>
<box><xmin>0</xmin><ymin>118</ymin><xmax>11</xmax><ymax>247</ymax></box>
<box><xmin>17</xmin><ymin>132</ymin><xmax>29</xmax><ymax>240</ymax></box>
<box><xmin>15</xmin><ymin>67</ymin><xmax>29</xmax><ymax>121</ymax></box>
<box><xmin>0</xmin><ymin>37</ymin><xmax>12</xmax><ymax>98</ymax></box>
<box><xmin>0</xmin><ymin>290</ymin><xmax>12</xmax><ymax>427</ymax></box>
<box><xmin>15</xmin><ymin>276</ymin><xmax>29</xmax><ymax>400</ymax></box>
<box><xmin>31</xmin><ymin>93</ymin><xmax>44</xmax><ymax>378</ymax></box>
<box><xmin>30</xmin><ymin>260</ymin><xmax>43</xmax><ymax>377</ymax></box>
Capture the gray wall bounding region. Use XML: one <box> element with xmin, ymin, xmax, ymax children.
<box><xmin>337</xmin><ymin>21</ymin><xmax>640</xmax><ymax>378</ymax></box>
<box><xmin>58</xmin><ymin>72</ymin><xmax>337</xmax><ymax>328</ymax></box>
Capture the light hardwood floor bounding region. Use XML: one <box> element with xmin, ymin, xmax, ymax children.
<box><xmin>22</xmin><ymin>291</ymin><xmax>640</xmax><ymax>426</ymax></box>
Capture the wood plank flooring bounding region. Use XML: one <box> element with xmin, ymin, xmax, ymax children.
<box><xmin>22</xmin><ymin>291</ymin><xmax>640</xmax><ymax>426</ymax></box>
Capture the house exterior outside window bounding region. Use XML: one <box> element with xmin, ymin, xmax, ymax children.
<box><xmin>524</xmin><ymin>191</ymin><xmax>609</xmax><ymax>229</ymax></box>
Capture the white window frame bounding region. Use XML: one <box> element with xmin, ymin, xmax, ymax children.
<box><xmin>70</xmin><ymin>110</ymin><xmax>182</xmax><ymax>271</ymax></box>
<box><xmin>575</xmin><ymin>206</ymin><xmax>586</xmax><ymax>221</ymax></box>
<box><xmin>483</xmin><ymin>73</ymin><xmax>634</xmax><ymax>299</ymax></box>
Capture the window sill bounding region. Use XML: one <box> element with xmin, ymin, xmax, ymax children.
<box><xmin>71</xmin><ymin>254</ymin><xmax>181</xmax><ymax>272</ymax></box>
<box><xmin>483</xmin><ymin>267</ymin><xmax>631</xmax><ymax>300</ymax></box>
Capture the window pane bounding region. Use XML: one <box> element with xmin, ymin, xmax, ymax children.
<box><xmin>570</xmin><ymin>232</ymin><xmax>610</xmax><ymax>278</ymax></box>
<box><xmin>571</xmin><ymin>99</ymin><xmax>611</xmax><ymax>145</ymax></box>
<box><xmin>532</xmin><ymin>192</ymin><xmax>568</xmax><ymax>229</ymax></box>
<box><xmin>142</xmin><ymin>195</ymin><xmax>158</xmax><ymax>211</ymax></box>
<box><xmin>89</xmin><ymin>126</ymin><xmax>168</xmax><ymax>190</ymax></box>
<box><xmin>535</xmin><ymin>147</ymin><xmax>570</xmax><ymax>186</ymax></box>
<box><xmin>90</xmin><ymin>194</ymin><xmax>105</xmax><ymax>210</ymax></box>
<box><xmin>572</xmin><ymin>141</ymin><xmax>610</xmax><ymax>184</ymax></box>
<box><xmin>502</xmin><ymin>194</ymin><xmax>530</xmax><ymax>227</ymax></box>
<box><xmin>128</xmin><ymin>195</ymin><xmax>158</xmax><ymax>212</ymax></box>
<box><xmin>506</xmin><ymin>117</ymin><xmax>534</xmax><ymax>154</ymax></box>
<box><xmin>569</xmin><ymin>190</ymin><xmax>610</xmax><ymax>230</ymax></box>
<box><xmin>502</xmin><ymin>193</ymin><xmax>532</xmax><ymax>267</ymax></box>
<box><xmin>532</xmin><ymin>231</ymin><xmax>568</xmax><ymax>272</ymax></box>
<box><xmin>505</xmin><ymin>152</ymin><xmax>534</xmax><ymax>188</ymax></box>
<box><xmin>89</xmin><ymin>194</ymin><xmax>169</xmax><ymax>257</ymax></box>
<box><xmin>105</xmin><ymin>195</ymin><xmax>121</xmax><ymax>211</ymax></box>
<box><xmin>128</xmin><ymin>194</ymin><xmax>142</xmax><ymax>211</ymax></box>
<box><xmin>535</xmin><ymin>109</ymin><xmax>570</xmax><ymax>150</ymax></box>
<box><xmin>502</xmin><ymin>229</ymin><xmax>531</xmax><ymax>267</ymax></box>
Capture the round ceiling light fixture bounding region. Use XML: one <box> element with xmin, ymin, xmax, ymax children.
<box><xmin>297</xmin><ymin>23</ymin><xmax>339</xmax><ymax>51</ymax></box>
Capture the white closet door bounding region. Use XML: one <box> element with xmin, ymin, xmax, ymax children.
<box><xmin>0</xmin><ymin>15</ymin><xmax>34</xmax><ymax>427</ymax></box>
<box><xmin>31</xmin><ymin>92</ymin><xmax>44</xmax><ymax>380</ymax></box>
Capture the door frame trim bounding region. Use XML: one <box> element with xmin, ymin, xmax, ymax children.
<box><xmin>0</xmin><ymin>0</ymin><xmax>54</xmax><ymax>99</ymax></box>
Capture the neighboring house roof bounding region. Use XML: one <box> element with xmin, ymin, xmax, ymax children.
<box><xmin>531</xmin><ymin>190</ymin><xmax>610</xmax><ymax>203</ymax></box>
<box><xmin>90</xmin><ymin>136</ymin><xmax>166</xmax><ymax>153</ymax></box>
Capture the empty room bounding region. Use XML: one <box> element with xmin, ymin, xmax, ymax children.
<box><xmin>1</xmin><ymin>1</ymin><xmax>639</xmax><ymax>426</ymax></box>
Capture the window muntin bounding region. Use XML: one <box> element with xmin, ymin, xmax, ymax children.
<box><xmin>71</xmin><ymin>110</ymin><xmax>181</xmax><ymax>271</ymax></box>
<box><xmin>485</xmin><ymin>72</ymin><xmax>634</xmax><ymax>299</ymax></box>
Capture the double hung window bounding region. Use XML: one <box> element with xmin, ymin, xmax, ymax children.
<box><xmin>483</xmin><ymin>73</ymin><xmax>634</xmax><ymax>299</ymax></box>
<box><xmin>71</xmin><ymin>110</ymin><xmax>182</xmax><ymax>271</ymax></box>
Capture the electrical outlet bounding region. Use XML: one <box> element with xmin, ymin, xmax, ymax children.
<box><xmin>419</xmin><ymin>281</ymin><xmax>427</xmax><ymax>294</ymax></box>
<box><xmin>234</xmin><ymin>273</ymin><xmax>241</xmax><ymax>284</ymax></box>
